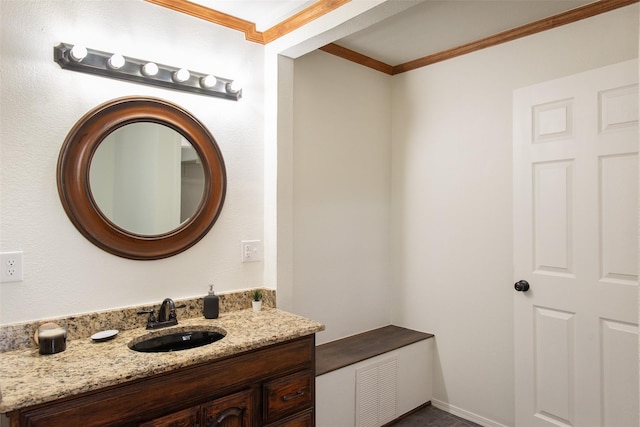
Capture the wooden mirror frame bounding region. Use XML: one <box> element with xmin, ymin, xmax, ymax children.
<box><xmin>57</xmin><ymin>96</ymin><xmax>226</xmax><ymax>260</ymax></box>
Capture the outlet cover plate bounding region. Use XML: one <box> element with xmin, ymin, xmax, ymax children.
<box><xmin>241</xmin><ymin>240</ymin><xmax>262</xmax><ymax>263</ymax></box>
<box><xmin>1</xmin><ymin>251</ymin><xmax>23</xmax><ymax>283</ymax></box>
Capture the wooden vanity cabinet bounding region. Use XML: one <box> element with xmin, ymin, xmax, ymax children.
<box><xmin>10</xmin><ymin>335</ymin><xmax>315</xmax><ymax>427</ymax></box>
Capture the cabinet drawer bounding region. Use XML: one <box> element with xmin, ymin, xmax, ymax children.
<box><xmin>263</xmin><ymin>370</ymin><xmax>313</xmax><ymax>422</ymax></box>
<box><xmin>265</xmin><ymin>409</ymin><xmax>313</xmax><ymax>427</ymax></box>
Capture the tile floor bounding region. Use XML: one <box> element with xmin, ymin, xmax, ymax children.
<box><xmin>391</xmin><ymin>405</ymin><xmax>482</xmax><ymax>427</ymax></box>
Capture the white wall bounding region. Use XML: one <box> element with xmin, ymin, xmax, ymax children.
<box><xmin>0</xmin><ymin>0</ymin><xmax>265</xmax><ymax>323</ymax></box>
<box><xmin>390</xmin><ymin>6</ymin><xmax>638</xmax><ymax>426</ymax></box>
<box><xmin>292</xmin><ymin>51</ymin><xmax>392</xmax><ymax>344</ymax></box>
<box><xmin>264</xmin><ymin>0</ymin><xmax>413</xmax><ymax>313</ymax></box>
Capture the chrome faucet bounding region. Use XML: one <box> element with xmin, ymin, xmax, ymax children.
<box><xmin>137</xmin><ymin>298</ymin><xmax>186</xmax><ymax>330</ymax></box>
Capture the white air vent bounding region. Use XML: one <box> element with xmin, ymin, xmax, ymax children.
<box><xmin>355</xmin><ymin>358</ymin><xmax>398</xmax><ymax>427</ymax></box>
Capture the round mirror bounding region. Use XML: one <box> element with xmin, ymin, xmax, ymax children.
<box><xmin>90</xmin><ymin>123</ymin><xmax>205</xmax><ymax>236</ymax></box>
<box><xmin>57</xmin><ymin>97</ymin><xmax>226</xmax><ymax>260</ymax></box>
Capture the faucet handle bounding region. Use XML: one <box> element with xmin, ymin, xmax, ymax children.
<box><xmin>137</xmin><ymin>309</ymin><xmax>156</xmax><ymax>324</ymax></box>
<box><xmin>168</xmin><ymin>304</ymin><xmax>186</xmax><ymax>321</ymax></box>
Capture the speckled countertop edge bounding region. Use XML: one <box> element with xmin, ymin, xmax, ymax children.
<box><xmin>0</xmin><ymin>308</ymin><xmax>324</xmax><ymax>414</ymax></box>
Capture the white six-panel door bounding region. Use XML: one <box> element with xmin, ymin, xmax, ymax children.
<box><xmin>513</xmin><ymin>60</ymin><xmax>638</xmax><ymax>426</ymax></box>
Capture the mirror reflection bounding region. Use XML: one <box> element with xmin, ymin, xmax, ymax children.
<box><xmin>90</xmin><ymin>123</ymin><xmax>205</xmax><ymax>236</ymax></box>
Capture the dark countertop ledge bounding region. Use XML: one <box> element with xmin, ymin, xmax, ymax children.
<box><xmin>316</xmin><ymin>325</ymin><xmax>434</xmax><ymax>376</ymax></box>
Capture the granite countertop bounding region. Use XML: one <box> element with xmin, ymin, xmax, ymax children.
<box><xmin>0</xmin><ymin>308</ymin><xmax>324</xmax><ymax>414</ymax></box>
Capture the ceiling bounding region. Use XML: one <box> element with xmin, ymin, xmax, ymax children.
<box><xmin>191</xmin><ymin>0</ymin><xmax>594</xmax><ymax>67</ymax></box>
<box><xmin>334</xmin><ymin>0</ymin><xmax>593</xmax><ymax>66</ymax></box>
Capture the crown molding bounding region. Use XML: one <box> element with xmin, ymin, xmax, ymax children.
<box><xmin>319</xmin><ymin>43</ymin><xmax>394</xmax><ymax>75</ymax></box>
<box><xmin>146</xmin><ymin>0</ymin><xmax>638</xmax><ymax>73</ymax></box>
<box><xmin>263</xmin><ymin>0</ymin><xmax>351</xmax><ymax>43</ymax></box>
<box><xmin>145</xmin><ymin>0</ymin><xmax>350</xmax><ymax>44</ymax></box>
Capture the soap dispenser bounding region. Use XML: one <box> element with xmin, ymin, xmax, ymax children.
<box><xmin>204</xmin><ymin>285</ymin><xmax>219</xmax><ymax>319</ymax></box>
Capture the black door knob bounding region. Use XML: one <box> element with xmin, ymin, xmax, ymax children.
<box><xmin>514</xmin><ymin>280</ymin><xmax>530</xmax><ymax>292</ymax></box>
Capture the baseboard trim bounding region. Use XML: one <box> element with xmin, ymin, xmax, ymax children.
<box><xmin>381</xmin><ymin>401</ymin><xmax>431</xmax><ymax>427</ymax></box>
<box><xmin>431</xmin><ymin>399</ymin><xmax>509</xmax><ymax>427</ymax></box>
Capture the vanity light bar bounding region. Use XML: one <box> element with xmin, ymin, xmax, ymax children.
<box><xmin>53</xmin><ymin>43</ymin><xmax>241</xmax><ymax>101</ymax></box>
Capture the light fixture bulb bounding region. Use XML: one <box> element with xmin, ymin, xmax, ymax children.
<box><xmin>173</xmin><ymin>68</ymin><xmax>190</xmax><ymax>83</ymax></box>
<box><xmin>107</xmin><ymin>53</ymin><xmax>125</xmax><ymax>69</ymax></box>
<box><xmin>69</xmin><ymin>45</ymin><xmax>88</xmax><ymax>62</ymax></box>
<box><xmin>141</xmin><ymin>62</ymin><xmax>159</xmax><ymax>76</ymax></box>
<box><xmin>200</xmin><ymin>75</ymin><xmax>217</xmax><ymax>89</ymax></box>
<box><xmin>227</xmin><ymin>79</ymin><xmax>242</xmax><ymax>93</ymax></box>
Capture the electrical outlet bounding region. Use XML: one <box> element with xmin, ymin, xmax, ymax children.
<box><xmin>241</xmin><ymin>240</ymin><xmax>262</xmax><ymax>263</ymax></box>
<box><xmin>1</xmin><ymin>251</ymin><xmax>23</xmax><ymax>283</ymax></box>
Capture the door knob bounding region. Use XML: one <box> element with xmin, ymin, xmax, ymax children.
<box><xmin>514</xmin><ymin>280</ymin><xmax>530</xmax><ymax>292</ymax></box>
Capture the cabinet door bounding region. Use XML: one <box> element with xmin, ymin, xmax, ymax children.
<box><xmin>139</xmin><ymin>406</ymin><xmax>199</xmax><ymax>427</ymax></box>
<box><xmin>201</xmin><ymin>388</ymin><xmax>256</xmax><ymax>427</ymax></box>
